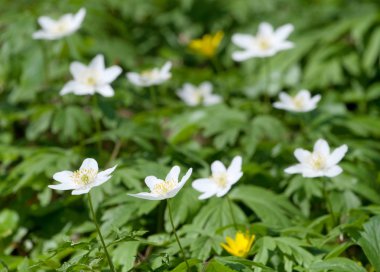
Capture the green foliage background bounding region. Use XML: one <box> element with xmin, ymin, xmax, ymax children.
<box><xmin>1</xmin><ymin>0</ymin><xmax>380</xmax><ymax>271</ymax></box>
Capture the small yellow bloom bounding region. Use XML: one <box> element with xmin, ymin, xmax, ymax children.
<box><xmin>188</xmin><ymin>31</ymin><xmax>224</xmax><ymax>58</ymax></box>
<box><xmin>221</xmin><ymin>231</ymin><xmax>255</xmax><ymax>258</ymax></box>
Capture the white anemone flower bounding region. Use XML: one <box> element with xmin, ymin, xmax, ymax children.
<box><xmin>60</xmin><ymin>54</ymin><xmax>122</xmax><ymax>97</ymax></box>
<box><xmin>128</xmin><ymin>166</ymin><xmax>192</xmax><ymax>200</ymax></box>
<box><xmin>177</xmin><ymin>82</ymin><xmax>222</xmax><ymax>106</ymax></box>
<box><xmin>285</xmin><ymin>139</ymin><xmax>348</xmax><ymax>178</ymax></box>
<box><xmin>232</xmin><ymin>22</ymin><xmax>294</xmax><ymax>61</ymax></box>
<box><xmin>49</xmin><ymin>158</ymin><xmax>117</xmax><ymax>195</ymax></box>
<box><xmin>192</xmin><ymin>156</ymin><xmax>243</xmax><ymax>200</ymax></box>
<box><xmin>273</xmin><ymin>90</ymin><xmax>321</xmax><ymax>112</ymax></box>
<box><xmin>33</xmin><ymin>8</ymin><xmax>86</xmax><ymax>40</ymax></box>
<box><xmin>126</xmin><ymin>62</ymin><xmax>172</xmax><ymax>87</ymax></box>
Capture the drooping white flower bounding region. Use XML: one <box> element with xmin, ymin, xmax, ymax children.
<box><xmin>192</xmin><ymin>156</ymin><xmax>243</xmax><ymax>200</ymax></box>
<box><xmin>285</xmin><ymin>139</ymin><xmax>348</xmax><ymax>178</ymax></box>
<box><xmin>273</xmin><ymin>90</ymin><xmax>321</xmax><ymax>112</ymax></box>
<box><xmin>232</xmin><ymin>22</ymin><xmax>294</xmax><ymax>61</ymax></box>
<box><xmin>177</xmin><ymin>82</ymin><xmax>222</xmax><ymax>106</ymax></box>
<box><xmin>33</xmin><ymin>8</ymin><xmax>86</xmax><ymax>40</ymax></box>
<box><xmin>49</xmin><ymin>158</ymin><xmax>117</xmax><ymax>195</ymax></box>
<box><xmin>128</xmin><ymin>166</ymin><xmax>192</xmax><ymax>200</ymax></box>
<box><xmin>60</xmin><ymin>54</ymin><xmax>122</xmax><ymax>97</ymax></box>
<box><xmin>126</xmin><ymin>62</ymin><xmax>172</xmax><ymax>87</ymax></box>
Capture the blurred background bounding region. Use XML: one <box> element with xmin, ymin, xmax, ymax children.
<box><xmin>1</xmin><ymin>0</ymin><xmax>380</xmax><ymax>271</ymax></box>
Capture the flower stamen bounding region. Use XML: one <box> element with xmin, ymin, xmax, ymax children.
<box><xmin>72</xmin><ymin>168</ymin><xmax>97</xmax><ymax>186</ymax></box>
<box><xmin>152</xmin><ymin>180</ymin><xmax>177</xmax><ymax>195</ymax></box>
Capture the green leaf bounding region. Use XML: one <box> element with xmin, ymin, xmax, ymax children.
<box><xmin>355</xmin><ymin>215</ymin><xmax>380</xmax><ymax>272</ymax></box>
<box><xmin>231</xmin><ymin>185</ymin><xmax>300</xmax><ymax>227</ymax></box>
<box><xmin>170</xmin><ymin>259</ymin><xmax>202</xmax><ymax>272</ymax></box>
<box><xmin>310</xmin><ymin>257</ymin><xmax>366</xmax><ymax>272</ymax></box>
<box><xmin>205</xmin><ymin>260</ymin><xmax>236</xmax><ymax>272</ymax></box>
<box><xmin>0</xmin><ymin>209</ymin><xmax>19</xmax><ymax>238</ymax></box>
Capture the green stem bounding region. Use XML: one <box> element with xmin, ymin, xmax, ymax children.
<box><xmin>322</xmin><ymin>178</ymin><xmax>337</xmax><ymax>226</ymax></box>
<box><xmin>41</xmin><ymin>43</ymin><xmax>49</xmax><ymax>85</ymax></box>
<box><xmin>149</xmin><ymin>86</ymin><xmax>157</xmax><ymax>109</ymax></box>
<box><xmin>92</xmin><ymin>95</ymin><xmax>102</xmax><ymax>152</ymax></box>
<box><xmin>167</xmin><ymin>199</ymin><xmax>189</xmax><ymax>271</ymax></box>
<box><xmin>226</xmin><ymin>195</ymin><xmax>238</xmax><ymax>230</ymax></box>
<box><xmin>88</xmin><ymin>192</ymin><xmax>115</xmax><ymax>272</ymax></box>
<box><xmin>210</xmin><ymin>57</ymin><xmax>222</xmax><ymax>74</ymax></box>
<box><xmin>262</xmin><ymin>58</ymin><xmax>271</xmax><ymax>110</ymax></box>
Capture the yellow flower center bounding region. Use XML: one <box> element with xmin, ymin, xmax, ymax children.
<box><xmin>293</xmin><ymin>96</ymin><xmax>305</xmax><ymax>109</ymax></box>
<box><xmin>141</xmin><ymin>70</ymin><xmax>159</xmax><ymax>81</ymax></box>
<box><xmin>152</xmin><ymin>180</ymin><xmax>177</xmax><ymax>195</ymax></box>
<box><xmin>192</xmin><ymin>90</ymin><xmax>203</xmax><ymax>104</ymax></box>
<box><xmin>85</xmin><ymin>76</ymin><xmax>97</xmax><ymax>86</ymax></box>
<box><xmin>213</xmin><ymin>173</ymin><xmax>228</xmax><ymax>188</ymax></box>
<box><xmin>257</xmin><ymin>36</ymin><xmax>271</xmax><ymax>51</ymax></box>
<box><xmin>310</xmin><ymin>153</ymin><xmax>325</xmax><ymax>170</ymax></box>
<box><xmin>53</xmin><ymin>22</ymin><xmax>69</xmax><ymax>34</ymax></box>
<box><xmin>72</xmin><ymin>168</ymin><xmax>97</xmax><ymax>186</ymax></box>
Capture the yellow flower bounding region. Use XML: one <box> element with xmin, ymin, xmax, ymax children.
<box><xmin>221</xmin><ymin>231</ymin><xmax>255</xmax><ymax>258</ymax></box>
<box><xmin>188</xmin><ymin>31</ymin><xmax>224</xmax><ymax>58</ymax></box>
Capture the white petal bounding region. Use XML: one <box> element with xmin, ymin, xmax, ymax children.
<box><xmin>179</xmin><ymin>168</ymin><xmax>192</xmax><ymax>186</ymax></box>
<box><xmin>215</xmin><ymin>185</ymin><xmax>232</xmax><ymax>197</ymax></box>
<box><xmin>232</xmin><ymin>50</ymin><xmax>256</xmax><ymax>62</ymax></box>
<box><xmin>80</xmin><ymin>158</ymin><xmax>98</xmax><ymax>172</ymax></box>
<box><xmin>327</xmin><ymin>145</ymin><xmax>348</xmax><ymax>167</ymax></box>
<box><xmin>294</xmin><ymin>149</ymin><xmax>311</xmax><ymax>163</ymax></box>
<box><xmin>279</xmin><ymin>92</ymin><xmax>293</xmax><ymax>104</ymax></box>
<box><xmin>275</xmin><ymin>24</ymin><xmax>294</xmax><ymax>40</ymax></box>
<box><xmin>296</xmin><ymin>90</ymin><xmax>311</xmax><ymax>101</ymax></box>
<box><xmin>311</xmin><ymin>94</ymin><xmax>321</xmax><ymax>104</ymax></box>
<box><xmin>258</xmin><ymin>22</ymin><xmax>274</xmax><ymax>36</ymax></box>
<box><xmin>72</xmin><ymin>187</ymin><xmax>91</xmax><ymax>195</ymax></box>
<box><xmin>37</xmin><ymin>16</ymin><xmax>56</xmax><ymax>30</ymax></box>
<box><xmin>53</xmin><ymin>171</ymin><xmax>73</xmax><ymax>183</ymax></box>
<box><xmin>48</xmin><ymin>183</ymin><xmax>76</xmax><ymax>191</ymax></box>
<box><xmin>232</xmin><ymin>34</ymin><xmax>255</xmax><ymax>49</ymax></box>
<box><xmin>192</xmin><ymin>178</ymin><xmax>216</xmax><ymax>193</ymax></box>
<box><xmin>73</xmin><ymin>8</ymin><xmax>86</xmax><ymax>28</ymax></box>
<box><xmin>166</xmin><ymin>168</ymin><xmax>192</xmax><ymax>199</ymax></box>
<box><xmin>128</xmin><ymin>192</ymin><xmax>163</xmax><ymax>200</ymax></box>
<box><xmin>96</xmin><ymin>85</ymin><xmax>115</xmax><ymax>97</ymax></box>
<box><xmin>127</xmin><ymin>72</ymin><xmax>145</xmax><ymax>87</ymax></box>
<box><xmin>273</xmin><ymin>102</ymin><xmax>288</xmax><ymax>110</ymax></box>
<box><xmin>227</xmin><ymin>156</ymin><xmax>242</xmax><ymax>174</ymax></box>
<box><xmin>92</xmin><ymin>176</ymin><xmax>112</xmax><ymax>187</ymax></box>
<box><xmin>103</xmin><ymin>66</ymin><xmax>122</xmax><ymax>83</ymax></box>
<box><xmin>284</xmin><ymin>164</ymin><xmax>304</xmax><ymax>174</ymax></box>
<box><xmin>211</xmin><ymin>161</ymin><xmax>226</xmax><ymax>175</ymax></box>
<box><xmin>161</xmin><ymin>61</ymin><xmax>172</xmax><ymax>74</ymax></box>
<box><xmin>165</xmin><ymin>166</ymin><xmax>180</xmax><ymax>182</ymax></box>
<box><xmin>302</xmin><ymin>169</ymin><xmax>323</xmax><ymax>178</ymax></box>
<box><xmin>145</xmin><ymin>176</ymin><xmax>162</xmax><ymax>191</ymax></box>
<box><xmin>313</xmin><ymin>139</ymin><xmax>330</xmax><ymax>157</ymax></box>
<box><xmin>199</xmin><ymin>190</ymin><xmax>217</xmax><ymax>200</ymax></box>
<box><xmin>203</xmin><ymin>94</ymin><xmax>222</xmax><ymax>106</ymax></box>
<box><xmin>90</xmin><ymin>54</ymin><xmax>105</xmax><ymax>71</ymax></box>
<box><xmin>275</xmin><ymin>41</ymin><xmax>294</xmax><ymax>51</ymax></box>
<box><xmin>70</xmin><ymin>61</ymin><xmax>87</xmax><ymax>79</ymax></box>
<box><xmin>199</xmin><ymin>81</ymin><xmax>213</xmax><ymax>94</ymax></box>
<box><xmin>60</xmin><ymin>81</ymin><xmax>94</xmax><ymax>96</ymax></box>
<box><xmin>32</xmin><ymin>30</ymin><xmax>55</xmax><ymax>40</ymax></box>
<box><xmin>97</xmin><ymin>165</ymin><xmax>117</xmax><ymax>178</ymax></box>
<box><xmin>324</xmin><ymin>166</ymin><xmax>343</xmax><ymax>177</ymax></box>
<box><xmin>228</xmin><ymin>172</ymin><xmax>243</xmax><ymax>185</ymax></box>
<box><xmin>60</xmin><ymin>81</ymin><xmax>78</xmax><ymax>95</ymax></box>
